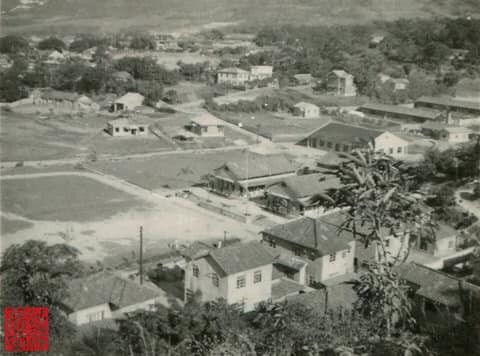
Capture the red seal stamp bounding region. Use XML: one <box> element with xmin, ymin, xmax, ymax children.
<box><xmin>3</xmin><ymin>307</ymin><xmax>49</xmax><ymax>352</ymax></box>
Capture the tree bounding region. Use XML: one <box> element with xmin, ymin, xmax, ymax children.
<box><xmin>162</xmin><ymin>89</ymin><xmax>180</xmax><ymax>104</ymax></box>
<box><xmin>0</xmin><ymin>35</ymin><xmax>29</xmax><ymax>54</ymax></box>
<box><xmin>114</xmin><ymin>57</ymin><xmax>179</xmax><ymax>85</ymax></box>
<box><xmin>313</xmin><ymin>149</ymin><xmax>437</xmax><ymax>337</ymax></box>
<box><xmin>130</xmin><ymin>33</ymin><xmax>156</xmax><ymax>50</ymax></box>
<box><xmin>136</xmin><ymin>80</ymin><xmax>163</xmax><ymax>107</ymax></box>
<box><xmin>0</xmin><ymin>240</ymin><xmax>82</xmax><ymax>341</ymax></box>
<box><xmin>0</xmin><ymin>59</ymin><xmax>29</xmax><ymax>102</ymax></box>
<box><xmin>38</xmin><ymin>37</ymin><xmax>66</xmax><ymax>51</ymax></box>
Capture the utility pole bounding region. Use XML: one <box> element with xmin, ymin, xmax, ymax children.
<box><xmin>139</xmin><ymin>226</ymin><xmax>143</xmax><ymax>285</ymax></box>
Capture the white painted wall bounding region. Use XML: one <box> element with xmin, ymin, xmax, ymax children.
<box><xmin>375</xmin><ymin>132</ymin><xmax>409</xmax><ymax>157</ymax></box>
<box><xmin>68</xmin><ymin>303</ymin><xmax>112</xmax><ymax>326</ymax></box>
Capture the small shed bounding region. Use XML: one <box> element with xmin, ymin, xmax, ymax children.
<box><xmin>112</xmin><ymin>92</ymin><xmax>145</xmax><ymax>113</ymax></box>
<box><xmin>189</xmin><ymin>113</ymin><xmax>224</xmax><ymax>137</ymax></box>
<box><xmin>294</xmin><ymin>102</ymin><xmax>320</xmax><ymax>118</ymax></box>
<box><xmin>106</xmin><ymin>116</ymin><xmax>149</xmax><ymax>137</ymax></box>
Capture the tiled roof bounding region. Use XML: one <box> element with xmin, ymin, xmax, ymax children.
<box><xmin>304</xmin><ymin>122</ymin><xmax>385</xmax><ymax>145</ymax></box>
<box><xmin>207</xmin><ymin>241</ymin><xmax>274</xmax><ymax>276</ymax></box>
<box><xmin>40</xmin><ymin>89</ymin><xmax>81</xmax><ymax>101</ymax></box>
<box><xmin>216</xmin><ymin>153</ymin><xmax>297</xmax><ymax>180</ymax></box>
<box><xmin>180</xmin><ymin>241</ymin><xmax>212</xmax><ymax>260</ymax></box>
<box><xmin>359</xmin><ymin>102</ymin><xmax>440</xmax><ymax>120</ymax></box>
<box><xmin>217</xmin><ymin>67</ymin><xmax>249</xmax><ymax>74</ymax></box>
<box><xmin>262</xmin><ymin>212</ymin><xmax>354</xmax><ymax>255</ymax></box>
<box><xmin>331</xmin><ymin>70</ymin><xmax>353</xmax><ymax>79</ymax></box>
<box><xmin>266</xmin><ymin>174</ymin><xmax>340</xmax><ymax>202</ymax></box>
<box><xmin>416</xmin><ymin>96</ymin><xmax>480</xmax><ymax>111</ymax></box>
<box><xmin>272</xmin><ymin>278</ymin><xmax>309</xmax><ymax>300</ymax></box>
<box><xmin>191</xmin><ymin>113</ymin><xmax>222</xmax><ymax>126</ymax></box>
<box><xmin>396</xmin><ymin>263</ymin><xmax>480</xmax><ymax>307</ymax></box>
<box><xmin>115</xmin><ymin>92</ymin><xmax>145</xmax><ymax>105</ymax></box>
<box><xmin>286</xmin><ymin>283</ymin><xmax>357</xmax><ymax>312</ymax></box>
<box><xmin>294</xmin><ymin>101</ymin><xmax>319</xmax><ymax>110</ymax></box>
<box><xmin>64</xmin><ymin>272</ymin><xmax>165</xmax><ymax>312</ymax></box>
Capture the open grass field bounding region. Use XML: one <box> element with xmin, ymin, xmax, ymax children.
<box><xmin>213</xmin><ymin>111</ymin><xmax>330</xmax><ymax>142</ymax></box>
<box><xmin>0</xmin><ymin>172</ymin><xmax>260</xmax><ymax>262</ymax></box>
<box><xmin>89</xmin><ymin>149</ymin><xmax>247</xmax><ymax>190</ymax></box>
<box><xmin>0</xmin><ymin>110</ymin><xmax>176</xmax><ymax>161</ymax></box>
<box><xmin>1</xmin><ymin>175</ymin><xmax>149</xmax><ymax>222</ymax></box>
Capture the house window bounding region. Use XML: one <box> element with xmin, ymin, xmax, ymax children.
<box><xmin>308</xmin><ymin>275</ymin><xmax>315</xmax><ymax>286</ymax></box>
<box><xmin>389</xmin><ymin>148</ymin><xmax>394</xmax><ymax>154</ymax></box>
<box><xmin>329</xmin><ymin>253</ymin><xmax>336</xmax><ymax>262</ymax></box>
<box><xmin>327</xmin><ymin>142</ymin><xmax>333</xmax><ymax>149</ymax></box>
<box><xmin>124</xmin><ymin>127</ymin><xmax>129</xmax><ymax>132</ymax></box>
<box><xmin>193</xmin><ymin>264</ymin><xmax>199</xmax><ymax>277</ymax></box>
<box><xmin>294</xmin><ymin>248</ymin><xmax>302</xmax><ymax>256</ymax></box>
<box><xmin>254</xmin><ymin>271</ymin><xmax>262</xmax><ymax>284</ymax></box>
<box><xmin>87</xmin><ymin>311</ymin><xmax>104</xmax><ymax>323</ymax></box>
<box><xmin>269</xmin><ymin>239</ymin><xmax>276</xmax><ymax>248</ymax></box>
<box><xmin>385</xmin><ymin>239</ymin><xmax>390</xmax><ymax>248</ymax></box>
<box><xmin>186</xmin><ymin>288</ymin><xmax>194</xmax><ymax>302</ymax></box>
<box><xmin>115</xmin><ymin>127</ymin><xmax>120</xmax><ymax>132</ymax></box>
<box><xmin>237</xmin><ymin>275</ymin><xmax>246</xmax><ymax>288</ymax></box>
<box><xmin>397</xmin><ymin>147</ymin><xmax>402</xmax><ymax>153</ymax></box>
<box><xmin>139</xmin><ymin>127</ymin><xmax>145</xmax><ymax>132</ymax></box>
<box><xmin>319</xmin><ymin>140</ymin><xmax>325</xmax><ymax>147</ymax></box>
<box><xmin>420</xmin><ymin>238</ymin><xmax>428</xmax><ymax>251</ymax></box>
<box><xmin>334</xmin><ymin>143</ymin><xmax>341</xmax><ymax>151</ymax></box>
<box><xmin>343</xmin><ymin>145</ymin><xmax>349</xmax><ymax>152</ymax></box>
<box><xmin>212</xmin><ymin>273</ymin><xmax>219</xmax><ymax>287</ymax></box>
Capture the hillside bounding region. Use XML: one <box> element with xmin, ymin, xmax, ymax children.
<box><xmin>1</xmin><ymin>0</ymin><xmax>480</xmax><ymax>34</ymax></box>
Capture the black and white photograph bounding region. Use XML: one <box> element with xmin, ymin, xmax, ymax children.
<box><xmin>0</xmin><ymin>0</ymin><xmax>480</xmax><ymax>355</ymax></box>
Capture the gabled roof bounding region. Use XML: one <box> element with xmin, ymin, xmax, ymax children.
<box><xmin>266</xmin><ymin>174</ymin><xmax>340</xmax><ymax>202</ymax></box>
<box><xmin>303</xmin><ymin>122</ymin><xmax>385</xmax><ymax>145</ymax></box>
<box><xmin>294</xmin><ymin>101</ymin><xmax>319</xmax><ymax>110</ymax></box>
<box><xmin>115</xmin><ymin>92</ymin><xmax>145</xmax><ymax>105</ymax></box>
<box><xmin>396</xmin><ymin>263</ymin><xmax>480</xmax><ymax>307</ymax></box>
<box><xmin>40</xmin><ymin>89</ymin><xmax>81</xmax><ymax>102</ymax></box>
<box><xmin>217</xmin><ymin>67</ymin><xmax>249</xmax><ymax>74</ymax></box>
<box><xmin>286</xmin><ymin>283</ymin><xmax>357</xmax><ymax>312</ymax></box>
<box><xmin>359</xmin><ymin>102</ymin><xmax>441</xmax><ymax>120</ymax></box>
<box><xmin>64</xmin><ymin>272</ymin><xmax>164</xmax><ymax>312</ymax></box>
<box><xmin>331</xmin><ymin>70</ymin><xmax>353</xmax><ymax>79</ymax></box>
<box><xmin>262</xmin><ymin>212</ymin><xmax>354</xmax><ymax>255</ymax></box>
<box><xmin>191</xmin><ymin>113</ymin><xmax>222</xmax><ymax>126</ymax></box>
<box><xmin>416</xmin><ymin>96</ymin><xmax>480</xmax><ymax>111</ymax></box>
<box><xmin>215</xmin><ymin>153</ymin><xmax>297</xmax><ymax>181</ymax></box>
<box><xmin>108</xmin><ymin>116</ymin><xmax>149</xmax><ymax>126</ymax></box>
<box><xmin>206</xmin><ymin>241</ymin><xmax>274</xmax><ymax>276</ymax></box>
<box><xmin>293</xmin><ymin>73</ymin><xmax>314</xmax><ymax>81</ymax></box>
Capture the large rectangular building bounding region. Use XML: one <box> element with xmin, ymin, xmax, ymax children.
<box><xmin>298</xmin><ymin>122</ymin><xmax>409</xmax><ymax>158</ymax></box>
<box><xmin>414</xmin><ymin>96</ymin><xmax>480</xmax><ymax>116</ymax></box>
<box><xmin>358</xmin><ymin>102</ymin><xmax>442</xmax><ymax>122</ymax></box>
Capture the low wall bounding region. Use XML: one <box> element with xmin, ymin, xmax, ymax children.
<box><xmin>197</xmin><ymin>201</ymin><xmax>247</xmax><ymax>223</ymax></box>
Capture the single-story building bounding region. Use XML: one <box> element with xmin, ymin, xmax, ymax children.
<box><xmin>31</xmin><ymin>89</ymin><xmax>100</xmax><ymax>112</ymax></box>
<box><xmin>414</xmin><ymin>96</ymin><xmax>480</xmax><ymax>117</ymax></box>
<box><xmin>106</xmin><ymin>117</ymin><xmax>149</xmax><ymax>137</ymax></box>
<box><xmin>396</xmin><ymin>263</ymin><xmax>480</xmax><ymax>326</ymax></box>
<box><xmin>207</xmin><ymin>153</ymin><xmax>298</xmax><ymax>197</ymax></box>
<box><xmin>298</xmin><ymin>121</ymin><xmax>409</xmax><ymax>158</ymax></box>
<box><xmin>63</xmin><ymin>272</ymin><xmax>172</xmax><ymax>326</ymax></box>
<box><xmin>264</xmin><ymin>173</ymin><xmax>340</xmax><ymax>217</ymax></box>
<box><xmin>293</xmin><ymin>73</ymin><xmax>315</xmax><ymax>86</ymax></box>
<box><xmin>358</xmin><ymin>102</ymin><xmax>442</xmax><ymax>123</ymax></box>
<box><xmin>111</xmin><ymin>92</ymin><xmax>145</xmax><ymax>112</ymax></box>
<box><xmin>188</xmin><ymin>113</ymin><xmax>225</xmax><ymax>137</ymax></box>
<box><xmin>421</xmin><ymin>122</ymin><xmax>472</xmax><ymax>143</ymax></box>
<box><xmin>377</xmin><ymin>74</ymin><xmax>409</xmax><ymax>91</ymax></box>
<box><xmin>293</xmin><ymin>102</ymin><xmax>320</xmax><ymax>118</ymax></box>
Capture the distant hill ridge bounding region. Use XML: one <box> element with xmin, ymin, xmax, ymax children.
<box><xmin>2</xmin><ymin>0</ymin><xmax>479</xmax><ymax>34</ymax></box>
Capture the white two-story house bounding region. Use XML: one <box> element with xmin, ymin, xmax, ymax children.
<box><xmin>184</xmin><ymin>241</ymin><xmax>274</xmax><ymax>312</ymax></box>
<box><xmin>261</xmin><ymin>212</ymin><xmax>356</xmax><ymax>285</ymax></box>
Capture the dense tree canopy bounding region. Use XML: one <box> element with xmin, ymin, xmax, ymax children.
<box><xmin>0</xmin><ymin>35</ymin><xmax>30</xmax><ymax>54</ymax></box>
<box><xmin>38</xmin><ymin>36</ymin><xmax>67</xmax><ymax>51</ymax></box>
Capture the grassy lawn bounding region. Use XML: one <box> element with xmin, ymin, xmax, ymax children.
<box><xmin>213</xmin><ymin>111</ymin><xmax>329</xmax><ymax>141</ymax></box>
<box><xmin>1</xmin><ymin>176</ymin><xmax>151</xmax><ymax>222</ymax></box>
<box><xmin>89</xmin><ymin>149</ymin><xmax>247</xmax><ymax>190</ymax></box>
